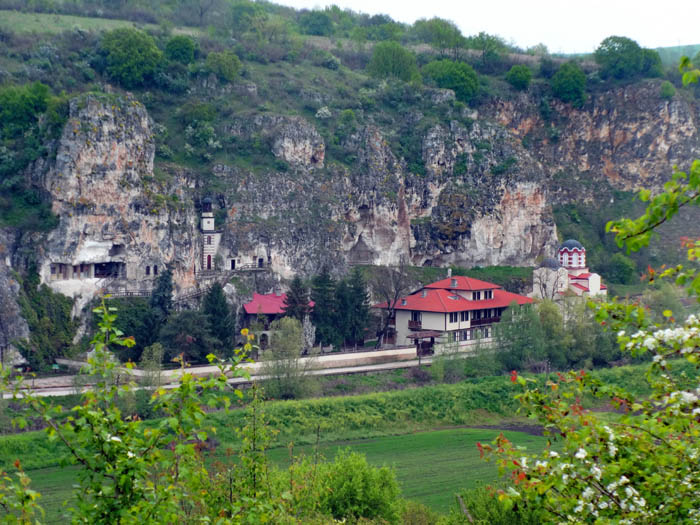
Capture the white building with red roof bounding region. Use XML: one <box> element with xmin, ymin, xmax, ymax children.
<box><xmin>532</xmin><ymin>240</ymin><xmax>607</xmax><ymax>299</ymax></box>
<box><xmin>375</xmin><ymin>274</ymin><xmax>532</xmax><ymax>352</ymax></box>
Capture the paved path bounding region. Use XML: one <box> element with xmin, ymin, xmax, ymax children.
<box><xmin>3</xmin><ymin>356</ymin><xmax>434</xmax><ymax>398</ymax></box>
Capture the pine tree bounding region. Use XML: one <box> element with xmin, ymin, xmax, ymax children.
<box><xmin>310</xmin><ymin>268</ymin><xmax>337</xmax><ymax>346</ymax></box>
<box><xmin>334</xmin><ymin>278</ymin><xmax>352</xmax><ymax>348</ymax></box>
<box><xmin>201</xmin><ymin>282</ymin><xmax>235</xmax><ymax>352</ymax></box>
<box><xmin>149</xmin><ymin>266</ymin><xmax>173</xmax><ymax>321</ymax></box>
<box><xmin>282</xmin><ymin>276</ymin><xmax>310</xmax><ymax>322</ymax></box>
<box><xmin>346</xmin><ymin>267</ymin><xmax>370</xmax><ymax>349</ymax></box>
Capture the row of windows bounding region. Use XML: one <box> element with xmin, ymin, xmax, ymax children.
<box><xmin>448</xmin><ymin>326</ymin><xmax>491</xmax><ymax>342</ymax></box>
<box><xmin>145</xmin><ymin>265</ymin><xmax>158</xmax><ymax>276</ymax></box>
<box><xmin>447</xmin><ymin>308</ymin><xmax>503</xmax><ymax>323</ymax></box>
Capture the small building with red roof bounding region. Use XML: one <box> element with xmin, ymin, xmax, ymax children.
<box><xmin>242</xmin><ymin>292</ymin><xmax>314</xmax><ymax>347</ymax></box>
<box><xmin>374</xmin><ymin>273</ymin><xmax>532</xmax><ymax>351</ymax></box>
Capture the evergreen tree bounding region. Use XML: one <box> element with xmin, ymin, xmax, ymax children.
<box><xmin>201</xmin><ymin>282</ymin><xmax>235</xmax><ymax>353</ymax></box>
<box><xmin>282</xmin><ymin>276</ymin><xmax>310</xmax><ymax>322</ymax></box>
<box><xmin>311</xmin><ymin>269</ymin><xmax>337</xmax><ymax>346</ymax></box>
<box><xmin>334</xmin><ymin>278</ymin><xmax>352</xmax><ymax>348</ymax></box>
<box><xmin>149</xmin><ymin>266</ymin><xmax>173</xmax><ymax>321</ymax></box>
<box><xmin>158</xmin><ymin>310</ymin><xmax>220</xmax><ymax>363</ymax></box>
<box><xmin>346</xmin><ymin>267</ymin><xmax>370</xmax><ymax>349</ymax></box>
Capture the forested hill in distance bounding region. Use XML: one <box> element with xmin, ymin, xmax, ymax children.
<box><xmin>0</xmin><ymin>0</ymin><xmax>699</xmax><ymax>363</ymax></box>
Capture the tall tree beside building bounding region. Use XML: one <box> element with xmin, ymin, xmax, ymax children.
<box><xmin>333</xmin><ymin>278</ymin><xmax>352</xmax><ymax>347</ymax></box>
<box><xmin>311</xmin><ymin>268</ymin><xmax>337</xmax><ymax>346</ymax></box>
<box><xmin>345</xmin><ymin>267</ymin><xmax>371</xmax><ymax>348</ymax></box>
<box><xmin>150</xmin><ymin>266</ymin><xmax>173</xmax><ymax>321</ymax></box>
<box><xmin>282</xmin><ymin>276</ymin><xmax>310</xmax><ymax>322</ymax></box>
<box><xmin>370</xmin><ymin>258</ymin><xmax>411</xmax><ymax>348</ymax></box>
<box><xmin>201</xmin><ymin>282</ymin><xmax>234</xmax><ymax>352</ymax></box>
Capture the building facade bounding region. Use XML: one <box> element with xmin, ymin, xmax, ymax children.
<box><xmin>375</xmin><ymin>275</ymin><xmax>533</xmax><ymax>351</ymax></box>
<box><xmin>532</xmin><ymin>240</ymin><xmax>607</xmax><ymax>299</ymax></box>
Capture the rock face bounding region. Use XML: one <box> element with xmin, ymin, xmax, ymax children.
<box><xmin>0</xmin><ymin>229</ymin><xmax>29</xmax><ymax>364</ymax></box>
<box><xmin>488</xmin><ymin>81</ymin><xmax>700</xmax><ymax>193</ymax></box>
<box><xmin>35</xmin><ymin>94</ymin><xmax>200</xmax><ymax>313</ymax></box>
<box><xmin>2</xmin><ymin>79</ymin><xmax>699</xmax><ymax>350</ymax></box>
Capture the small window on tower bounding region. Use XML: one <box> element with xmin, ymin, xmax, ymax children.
<box><xmin>154</xmin><ymin>265</ymin><xmax>158</xmax><ymax>276</ymax></box>
<box><xmin>207</xmin><ymin>236</ymin><xmax>212</xmax><ymax>245</ymax></box>
<box><xmin>146</xmin><ymin>265</ymin><xmax>150</xmax><ymax>276</ymax></box>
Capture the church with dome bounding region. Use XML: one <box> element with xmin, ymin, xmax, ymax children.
<box><xmin>531</xmin><ymin>240</ymin><xmax>607</xmax><ymax>299</ymax></box>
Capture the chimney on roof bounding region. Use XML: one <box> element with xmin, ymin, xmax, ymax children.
<box><xmin>421</xmin><ymin>289</ymin><xmax>427</xmax><ymax>298</ymax></box>
<box><xmin>447</xmin><ymin>268</ymin><xmax>452</xmax><ymax>278</ymax></box>
<box><xmin>401</xmin><ymin>298</ymin><xmax>407</xmax><ymax>306</ymax></box>
<box><xmin>451</xmin><ymin>278</ymin><xmax>458</xmax><ymax>288</ymax></box>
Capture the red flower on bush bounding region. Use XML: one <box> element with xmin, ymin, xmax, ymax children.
<box><xmin>510</xmin><ymin>370</ymin><xmax>518</xmax><ymax>383</ymax></box>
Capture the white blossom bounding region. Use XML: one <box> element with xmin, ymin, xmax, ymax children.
<box><xmin>575</xmin><ymin>448</ymin><xmax>587</xmax><ymax>460</ymax></box>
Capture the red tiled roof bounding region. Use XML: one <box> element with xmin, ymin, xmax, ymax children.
<box><xmin>425</xmin><ymin>275</ymin><xmax>501</xmax><ymax>291</ymax></box>
<box><xmin>571</xmin><ymin>283</ymin><xmax>589</xmax><ymax>292</ymax></box>
<box><xmin>570</xmin><ymin>273</ymin><xmax>592</xmax><ymax>279</ymax></box>
<box><xmin>374</xmin><ymin>288</ymin><xmax>532</xmax><ymax>313</ymax></box>
<box><xmin>243</xmin><ymin>293</ymin><xmax>314</xmax><ymax>315</ymax></box>
<box><xmin>600</xmin><ymin>285</ymin><xmax>607</xmax><ymax>290</ymax></box>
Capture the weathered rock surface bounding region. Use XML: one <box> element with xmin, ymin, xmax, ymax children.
<box><xmin>34</xmin><ymin>94</ymin><xmax>200</xmax><ymax>313</ymax></box>
<box><xmin>0</xmin><ymin>229</ymin><xmax>29</xmax><ymax>365</ymax></box>
<box><xmin>487</xmin><ymin>81</ymin><xmax>700</xmax><ymax>193</ymax></box>
<box><xmin>2</xmin><ymin>79</ymin><xmax>700</xmax><ymax>351</ymax></box>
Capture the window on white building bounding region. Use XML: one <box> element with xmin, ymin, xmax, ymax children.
<box><xmin>449</xmin><ymin>312</ymin><xmax>458</xmax><ymax>323</ymax></box>
<box><xmin>460</xmin><ymin>311</ymin><xmax>468</xmax><ymax>322</ymax></box>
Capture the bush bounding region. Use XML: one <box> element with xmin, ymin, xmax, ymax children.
<box><xmin>320</xmin><ymin>450</ymin><xmax>401</xmax><ymax>524</ymax></box>
<box><xmin>505</xmin><ymin>64</ymin><xmax>532</xmax><ymax>91</ymax></box>
<box><xmin>298</xmin><ymin>10</ymin><xmax>333</xmax><ymax>36</ymax></box>
<box><xmin>550</xmin><ymin>61</ymin><xmax>586</xmax><ymax>105</ymax></box>
<box><xmin>205</xmin><ymin>50</ymin><xmax>242</xmax><ymax>83</ymax></box>
<box><xmin>594</xmin><ymin>35</ymin><xmax>642</xmax><ymax>80</ymax></box>
<box><xmin>165</xmin><ymin>35</ymin><xmax>196</xmax><ymax>64</ymax></box>
<box><xmin>660</xmin><ymin>80</ymin><xmax>676</xmax><ymax>100</ymax></box>
<box><xmin>367</xmin><ymin>41</ymin><xmax>420</xmax><ymax>82</ymax></box>
<box><xmin>99</xmin><ymin>28</ymin><xmax>163</xmax><ymax>88</ymax></box>
<box><xmin>422</xmin><ymin>59</ymin><xmax>478</xmax><ymax>103</ymax></box>
<box><xmin>16</xmin><ymin>270</ymin><xmax>77</xmax><ymax>370</ymax></box>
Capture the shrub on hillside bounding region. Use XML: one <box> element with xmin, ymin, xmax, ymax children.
<box><xmin>550</xmin><ymin>61</ymin><xmax>586</xmax><ymax>105</ymax></box>
<box><xmin>99</xmin><ymin>28</ymin><xmax>163</xmax><ymax>88</ymax></box>
<box><xmin>660</xmin><ymin>80</ymin><xmax>676</xmax><ymax>100</ymax></box>
<box><xmin>422</xmin><ymin>59</ymin><xmax>478</xmax><ymax>103</ymax></box>
<box><xmin>506</xmin><ymin>64</ymin><xmax>532</xmax><ymax>91</ymax></box>
<box><xmin>320</xmin><ymin>450</ymin><xmax>401</xmax><ymax>524</ymax></box>
<box><xmin>298</xmin><ymin>10</ymin><xmax>333</xmax><ymax>36</ymax></box>
<box><xmin>165</xmin><ymin>35</ymin><xmax>197</xmax><ymax>64</ymax></box>
<box><xmin>367</xmin><ymin>41</ymin><xmax>420</xmax><ymax>83</ymax></box>
<box><xmin>205</xmin><ymin>50</ymin><xmax>242</xmax><ymax>83</ymax></box>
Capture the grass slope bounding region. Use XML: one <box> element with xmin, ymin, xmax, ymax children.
<box><xmin>21</xmin><ymin>428</ymin><xmax>545</xmax><ymax>522</ymax></box>
<box><xmin>0</xmin><ymin>9</ymin><xmax>199</xmax><ymax>35</ymax></box>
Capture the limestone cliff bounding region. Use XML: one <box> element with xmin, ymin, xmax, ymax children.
<box><xmin>487</xmin><ymin>81</ymin><xmax>700</xmax><ymax>194</ymax></box>
<box><xmin>34</xmin><ymin>94</ymin><xmax>200</xmax><ymax>313</ymax></box>
<box><xmin>3</xmin><ymin>79</ymin><xmax>699</xmax><ymax>345</ymax></box>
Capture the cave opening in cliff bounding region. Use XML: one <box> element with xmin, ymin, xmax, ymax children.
<box><xmin>94</xmin><ymin>262</ymin><xmax>125</xmax><ymax>278</ymax></box>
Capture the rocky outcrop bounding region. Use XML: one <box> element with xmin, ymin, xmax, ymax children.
<box><xmin>0</xmin><ymin>229</ymin><xmax>29</xmax><ymax>365</ymax></box>
<box><xmin>488</xmin><ymin>81</ymin><xmax>700</xmax><ymax>194</ymax></box>
<box><xmin>2</xmin><ymin>78</ymin><xmax>699</xmax><ymax>354</ymax></box>
<box><xmin>35</xmin><ymin>94</ymin><xmax>199</xmax><ymax>313</ymax></box>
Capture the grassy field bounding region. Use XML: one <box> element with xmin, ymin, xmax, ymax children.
<box><xmin>0</xmin><ymin>9</ymin><xmax>199</xmax><ymax>35</ymax></box>
<box><xmin>21</xmin><ymin>427</ymin><xmax>545</xmax><ymax>522</ymax></box>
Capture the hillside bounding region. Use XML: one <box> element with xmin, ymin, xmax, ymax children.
<box><xmin>0</xmin><ymin>2</ymin><xmax>699</xmax><ymax>360</ymax></box>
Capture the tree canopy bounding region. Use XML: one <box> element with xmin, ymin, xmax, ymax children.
<box><xmin>99</xmin><ymin>28</ymin><xmax>163</xmax><ymax>88</ymax></box>
<box><xmin>505</xmin><ymin>64</ymin><xmax>532</xmax><ymax>91</ymax></box>
<box><xmin>422</xmin><ymin>59</ymin><xmax>478</xmax><ymax>103</ymax></box>
<box><xmin>366</xmin><ymin>41</ymin><xmax>420</xmax><ymax>82</ymax></box>
<box><xmin>550</xmin><ymin>62</ymin><xmax>586</xmax><ymax>105</ymax></box>
<box><xmin>594</xmin><ymin>36</ymin><xmax>662</xmax><ymax>80</ymax></box>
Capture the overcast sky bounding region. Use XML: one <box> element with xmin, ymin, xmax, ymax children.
<box><xmin>274</xmin><ymin>0</ymin><xmax>699</xmax><ymax>54</ymax></box>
